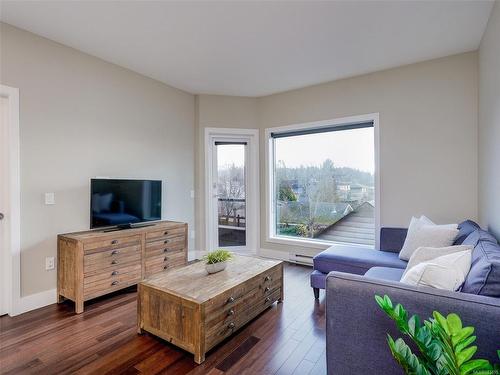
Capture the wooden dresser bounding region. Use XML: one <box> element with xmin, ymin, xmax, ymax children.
<box><xmin>57</xmin><ymin>220</ymin><xmax>187</xmax><ymax>313</ymax></box>
<box><xmin>137</xmin><ymin>255</ymin><xmax>283</xmax><ymax>363</ymax></box>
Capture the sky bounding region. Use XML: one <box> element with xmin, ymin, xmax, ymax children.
<box><xmin>216</xmin><ymin>127</ymin><xmax>374</xmax><ymax>174</ymax></box>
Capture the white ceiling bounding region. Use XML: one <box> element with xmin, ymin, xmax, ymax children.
<box><xmin>0</xmin><ymin>1</ymin><xmax>494</xmax><ymax>97</ymax></box>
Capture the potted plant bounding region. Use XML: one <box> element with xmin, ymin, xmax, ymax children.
<box><xmin>203</xmin><ymin>249</ymin><xmax>233</xmax><ymax>274</ymax></box>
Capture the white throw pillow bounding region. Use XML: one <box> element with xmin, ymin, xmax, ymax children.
<box><xmin>399</xmin><ymin>216</ymin><xmax>458</xmax><ymax>261</ymax></box>
<box><xmin>400</xmin><ymin>250</ymin><xmax>472</xmax><ymax>291</ymax></box>
<box><xmin>402</xmin><ymin>245</ymin><xmax>473</xmax><ymax>278</ymax></box>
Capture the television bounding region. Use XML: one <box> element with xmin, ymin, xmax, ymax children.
<box><xmin>90</xmin><ymin>178</ymin><xmax>162</xmax><ymax>229</ymax></box>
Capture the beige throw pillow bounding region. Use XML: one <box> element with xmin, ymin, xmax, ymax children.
<box><xmin>402</xmin><ymin>245</ymin><xmax>473</xmax><ymax>278</ymax></box>
<box><xmin>400</xmin><ymin>250</ymin><xmax>472</xmax><ymax>291</ymax></box>
<box><xmin>399</xmin><ymin>216</ymin><xmax>458</xmax><ymax>261</ymax></box>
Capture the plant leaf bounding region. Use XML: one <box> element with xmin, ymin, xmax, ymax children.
<box><xmin>446</xmin><ymin>314</ymin><xmax>462</xmax><ymax>335</ymax></box>
<box><xmin>457</xmin><ymin>346</ymin><xmax>477</xmax><ymax>367</ymax></box>
<box><xmin>459</xmin><ymin>359</ymin><xmax>492</xmax><ymax>374</ymax></box>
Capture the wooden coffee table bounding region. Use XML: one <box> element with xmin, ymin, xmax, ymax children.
<box><xmin>137</xmin><ymin>255</ymin><xmax>283</xmax><ymax>363</ymax></box>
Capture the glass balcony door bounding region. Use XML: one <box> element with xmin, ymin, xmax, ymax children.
<box><xmin>213</xmin><ymin>142</ymin><xmax>247</xmax><ymax>249</ymax></box>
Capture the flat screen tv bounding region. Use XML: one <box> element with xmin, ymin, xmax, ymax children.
<box><xmin>90</xmin><ymin>178</ymin><xmax>162</xmax><ymax>229</ymax></box>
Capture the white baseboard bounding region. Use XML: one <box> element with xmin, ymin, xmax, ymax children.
<box><xmin>258</xmin><ymin>248</ymin><xmax>290</xmax><ymax>261</ymax></box>
<box><xmin>12</xmin><ymin>288</ymin><xmax>57</xmax><ymax>316</ymax></box>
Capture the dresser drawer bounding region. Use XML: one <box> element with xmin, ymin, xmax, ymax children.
<box><xmin>146</xmin><ymin>226</ymin><xmax>186</xmax><ymax>242</ymax></box>
<box><xmin>84</xmin><ymin>269</ymin><xmax>141</xmax><ymax>300</ymax></box>
<box><xmin>84</xmin><ymin>245</ymin><xmax>141</xmax><ymax>274</ymax></box>
<box><xmin>146</xmin><ymin>243</ymin><xmax>185</xmax><ymax>258</ymax></box>
<box><xmin>145</xmin><ymin>252</ymin><xmax>186</xmax><ymax>276</ymax></box>
<box><xmin>83</xmin><ymin>234</ymin><xmax>141</xmax><ymax>251</ymax></box>
<box><xmin>84</xmin><ymin>263</ymin><xmax>142</xmax><ymax>285</ymax></box>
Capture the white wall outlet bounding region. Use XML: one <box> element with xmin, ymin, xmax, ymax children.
<box><xmin>190</xmin><ymin>230</ymin><xmax>195</xmax><ymax>239</ymax></box>
<box><xmin>44</xmin><ymin>192</ymin><xmax>55</xmax><ymax>205</ymax></box>
<box><xmin>45</xmin><ymin>256</ymin><xmax>55</xmax><ymax>270</ymax></box>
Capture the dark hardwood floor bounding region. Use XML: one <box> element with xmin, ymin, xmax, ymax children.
<box><xmin>0</xmin><ymin>263</ymin><xmax>326</xmax><ymax>375</ymax></box>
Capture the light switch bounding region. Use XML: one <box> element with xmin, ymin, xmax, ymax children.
<box><xmin>45</xmin><ymin>192</ymin><xmax>55</xmax><ymax>205</ymax></box>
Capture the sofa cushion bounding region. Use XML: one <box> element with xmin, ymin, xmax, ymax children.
<box><xmin>454</xmin><ymin>220</ymin><xmax>481</xmax><ymax>245</ymax></box>
<box><xmin>313</xmin><ymin>245</ymin><xmax>407</xmax><ymax>275</ymax></box>
<box><xmin>462</xmin><ymin>230</ymin><xmax>500</xmax><ymax>297</ymax></box>
<box><xmin>364</xmin><ymin>267</ymin><xmax>404</xmax><ymax>282</ymax></box>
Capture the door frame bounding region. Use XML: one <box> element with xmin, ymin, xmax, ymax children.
<box><xmin>204</xmin><ymin>128</ymin><xmax>259</xmax><ymax>253</ymax></box>
<box><xmin>0</xmin><ymin>84</ymin><xmax>21</xmax><ymax>316</ymax></box>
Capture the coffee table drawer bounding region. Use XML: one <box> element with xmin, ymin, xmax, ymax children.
<box><xmin>205</xmin><ymin>288</ymin><xmax>281</xmax><ymax>350</ymax></box>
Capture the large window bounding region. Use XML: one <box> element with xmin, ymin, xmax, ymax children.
<box><xmin>269</xmin><ymin>119</ymin><xmax>376</xmax><ymax>246</ymax></box>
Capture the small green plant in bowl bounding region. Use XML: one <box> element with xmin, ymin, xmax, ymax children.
<box><xmin>203</xmin><ymin>249</ymin><xmax>233</xmax><ymax>274</ymax></box>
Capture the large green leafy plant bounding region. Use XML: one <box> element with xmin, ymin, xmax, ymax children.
<box><xmin>375</xmin><ymin>295</ymin><xmax>500</xmax><ymax>375</ymax></box>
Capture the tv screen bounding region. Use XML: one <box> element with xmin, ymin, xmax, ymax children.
<box><xmin>90</xmin><ymin>179</ymin><xmax>162</xmax><ymax>229</ymax></box>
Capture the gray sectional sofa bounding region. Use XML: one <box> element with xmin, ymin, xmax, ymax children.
<box><xmin>310</xmin><ymin>220</ymin><xmax>500</xmax><ymax>374</ymax></box>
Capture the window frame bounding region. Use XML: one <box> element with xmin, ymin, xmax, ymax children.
<box><xmin>265</xmin><ymin>113</ymin><xmax>380</xmax><ymax>250</ymax></box>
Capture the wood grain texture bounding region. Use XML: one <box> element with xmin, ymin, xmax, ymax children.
<box><xmin>0</xmin><ymin>263</ymin><xmax>326</xmax><ymax>375</ymax></box>
<box><xmin>138</xmin><ymin>255</ymin><xmax>284</xmax><ymax>364</ymax></box>
<box><xmin>57</xmin><ymin>221</ymin><xmax>188</xmax><ymax>313</ymax></box>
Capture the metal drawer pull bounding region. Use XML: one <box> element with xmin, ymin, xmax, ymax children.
<box><xmin>265</xmin><ymin>275</ymin><xmax>272</xmax><ymax>281</ymax></box>
<box><xmin>265</xmin><ymin>297</ymin><xmax>271</xmax><ymax>303</ymax></box>
<box><xmin>111</xmin><ymin>281</ymin><xmax>119</xmax><ymax>286</ymax></box>
<box><xmin>164</xmin><ymin>257</ymin><xmax>168</xmax><ymax>261</ymax></box>
<box><xmin>227</xmin><ymin>296</ymin><xmax>235</xmax><ymax>304</ymax></box>
<box><xmin>164</xmin><ymin>231</ymin><xmax>169</xmax><ymax>235</ymax></box>
<box><xmin>111</xmin><ymin>250</ymin><xmax>119</xmax><ymax>255</ymax></box>
<box><xmin>111</xmin><ymin>271</ymin><xmax>119</xmax><ymax>276</ymax></box>
<box><xmin>111</xmin><ymin>260</ymin><xmax>118</xmax><ymax>265</ymax></box>
<box><xmin>228</xmin><ymin>322</ymin><xmax>235</xmax><ymax>329</ymax></box>
<box><xmin>111</xmin><ymin>240</ymin><xmax>118</xmax><ymax>245</ymax></box>
<box><xmin>163</xmin><ymin>265</ymin><xmax>168</xmax><ymax>270</ymax></box>
<box><xmin>227</xmin><ymin>309</ymin><xmax>235</xmax><ymax>316</ymax></box>
<box><xmin>164</xmin><ymin>240</ymin><xmax>170</xmax><ymax>244</ymax></box>
<box><xmin>264</xmin><ymin>287</ymin><xmax>270</xmax><ymax>292</ymax></box>
<box><xmin>163</xmin><ymin>248</ymin><xmax>169</xmax><ymax>253</ymax></box>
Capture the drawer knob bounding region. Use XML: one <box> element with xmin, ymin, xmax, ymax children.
<box><xmin>111</xmin><ymin>271</ymin><xmax>119</xmax><ymax>276</ymax></box>
<box><xmin>111</xmin><ymin>281</ymin><xmax>119</xmax><ymax>286</ymax></box>
<box><xmin>227</xmin><ymin>296</ymin><xmax>235</xmax><ymax>304</ymax></box>
<box><xmin>264</xmin><ymin>287</ymin><xmax>270</xmax><ymax>292</ymax></box>
<box><xmin>265</xmin><ymin>297</ymin><xmax>271</xmax><ymax>303</ymax></box>
<box><xmin>227</xmin><ymin>309</ymin><xmax>235</xmax><ymax>316</ymax></box>
<box><xmin>111</xmin><ymin>250</ymin><xmax>119</xmax><ymax>255</ymax></box>
<box><xmin>111</xmin><ymin>240</ymin><xmax>118</xmax><ymax>245</ymax></box>
<box><xmin>164</xmin><ymin>231</ymin><xmax>169</xmax><ymax>235</ymax></box>
<box><xmin>163</xmin><ymin>248</ymin><xmax>169</xmax><ymax>253</ymax></box>
<box><xmin>228</xmin><ymin>322</ymin><xmax>235</xmax><ymax>329</ymax></box>
<box><xmin>164</xmin><ymin>240</ymin><xmax>170</xmax><ymax>244</ymax></box>
<box><xmin>265</xmin><ymin>275</ymin><xmax>272</xmax><ymax>282</ymax></box>
<box><xmin>163</xmin><ymin>265</ymin><xmax>168</xmax><ymax>270</ymax></box>
<box><xmin>111</xmin><ymin>260</ymin><xmax>118</xmax><ymax>265</ymax></box>
<box><xmin>164</xmin><ymin>257</ymin><xmax>168</xmax><ymax>261</ymax></box>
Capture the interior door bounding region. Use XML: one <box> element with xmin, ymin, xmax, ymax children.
<box><xmin>212</xmin><ymin>141</ymin><xmax>248</xmax><ymax>251</ymax></box>
<box><xmin>0</xmin><ymin>95</ymin><xmax>10</xmax><ymax>316</ymax></box>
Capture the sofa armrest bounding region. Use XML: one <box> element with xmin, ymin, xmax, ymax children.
<box><xmin>380</xmin><ymin>227</ymin><xmax>407</xmax><ymax>253</ymax></box>
<box><xmin>325</xmin><ymin>272</ymin><xmax>500</xmax><ymax>375</ymax></box>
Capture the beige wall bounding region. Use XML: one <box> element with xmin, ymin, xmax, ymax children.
<box><xmin>479</xmin><ymin>1</ymin><xmax>500</xmax><ymax>240</ymax></box>
<box><xmin>196</xmin><ymin>52</ymin><xmax>479</xmax><ymax>257</ymax></box>
<box><xmin>194</xmin><ymin>95</ymin><xmax>258</xmax><ymax>250</ymax></box>
<box><xmin>0</xmin><ymin>23</ymin><xmax>196</xmax><ymax>296</ymax></box>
